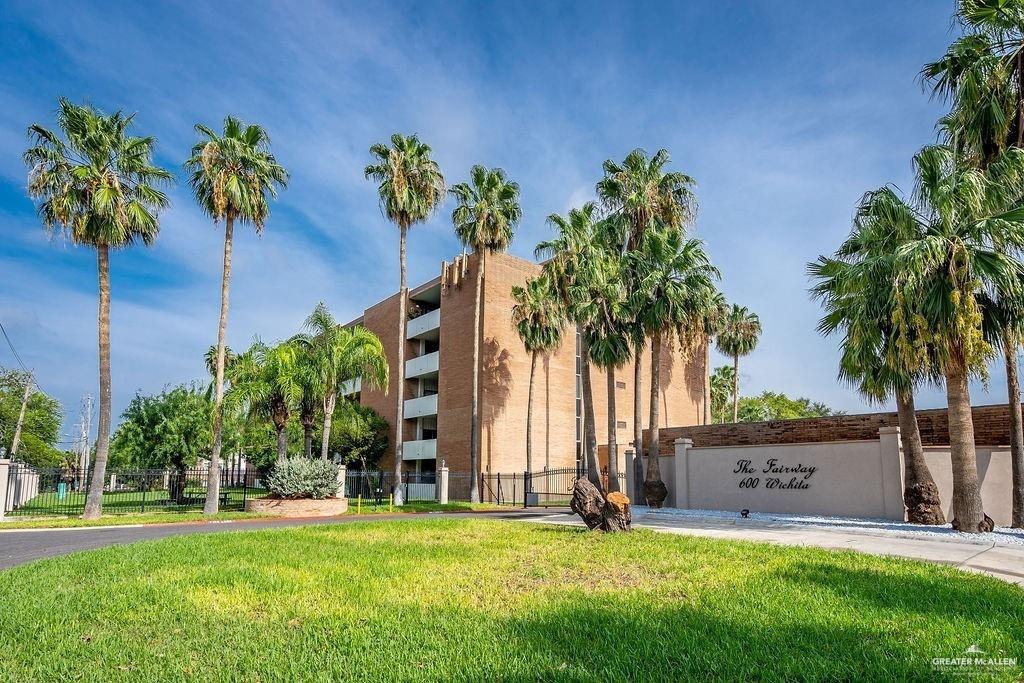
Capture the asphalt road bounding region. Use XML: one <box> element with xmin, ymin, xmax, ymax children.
<box><xmin>0</xmin><ymin>509</ymin><xmax>570</xmax><ymax>570</ymax></box>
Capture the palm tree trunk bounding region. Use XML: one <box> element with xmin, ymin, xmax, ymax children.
<box><xmin>526</xmin><ymin>350</ymin><xmax>536</xmax><ymax>474</ymax></box>
<box><xmin>703</xmin><ymin>337</ymin><xmax>712</xmax><ymax>425</ymax></box>
<box><xmin>732</xmin><ymin>353</ymin><xmax>740</xmax><ymax>423</ymax></box>
<box><xmin>1003</xmin><ymin>334</ymin><xmax>1024</xmax><ymax>528</ymax></box>
<box><xmin>644</xmin><ymin>328</ymin><xmax>667</xmax><ymax>507</ymax></box>
<box><xmin>303</xmin><ymin>420</ymin><xmax>313</xmax><ymax>458</ymax></box>
<box><xmin>633</xmin><ymin>349</ymin><xmax>643</xmax><ymax>501</ymax></box>
<box><xmin>579</xmin><ymin>332</ymin><xmax>601</xmax><ymax>490</ymax></box>
<box><xmin>83</xmin><ymin>245</ymin><xmax>112</xmax><ymax>520</ymax></box>
<box><xmin>276</xmin><ymin>425</ymin><xmax>288</xmax><ymax>463</ymax></box>
<box><xmin>469</xmin><ymin>250</ymin><xmax>484</xmax><ymax>503</ymax></box>
<box><xmin>204</xmin><ymin>215</ymin><xmax>233</xmax><ymax>515</ymax></box>
<box><xmin>606</xmin><ymin>366</ymin><xmax>619</xmax><ymax>493</ymax></box>
<box><xmin>895</xmin><ymin>389</ymin><xmax>945</xmax><ymax>525</ymax></box>
<box><xmin>320</xmin><ymin>392</ymin><xmax>337</xmax><ymax>461</ymax></box>
<box><xmin>393</xmin><ymin>223</ymin><xmax>409</xmax><ymax>506</ymax></box>
<box><xmin>945</xmin><ymin>364</ymin><xmax>992</xmax><ymax>532</ymax></box>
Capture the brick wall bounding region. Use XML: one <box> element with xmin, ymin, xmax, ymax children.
<box><xmin>647</xmin><ymin>403</ymin><xmax>1019</xmax><ymax>456</ymax></box>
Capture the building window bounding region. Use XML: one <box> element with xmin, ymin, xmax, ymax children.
<box><xmin>616</xmin><ymin>381</ymin><xmax>626</xmax><ymax>389</ymax></box>
<box><xmin>617</xmin><ymin>420</ymin><xmax>627</xmax><ymax>429</ymax></box>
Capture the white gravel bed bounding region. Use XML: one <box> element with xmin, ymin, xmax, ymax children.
<box><xmin>630</xmin><ymin>505</ymin><xmax>1024</xmax><ymax>547</ymax></box>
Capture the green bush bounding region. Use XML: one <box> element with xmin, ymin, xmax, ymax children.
<box><xmin>267</xmin><ymin>458</ymin><xmax>340</xmax><ymax>499</ymax></box>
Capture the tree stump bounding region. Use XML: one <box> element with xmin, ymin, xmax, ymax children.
<box><xmin>905</xmin><ymin>481</ymin><xmax>945</xmax><ymax>526</ymax></box>
<box><xmin>570</xmin><ymin>477</ymin><xmax>631</xmax><ymax>532</ymax></box>
<box><xmin>643</xmin><ymin>479</ymin><xmax>668</xmax><ymax>508</ymax></box>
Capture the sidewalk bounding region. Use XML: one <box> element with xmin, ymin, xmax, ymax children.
<box><xmin>528</xmin><ymin>509</ymin><xmax>1024</xmax><ymax>586</ymax></box>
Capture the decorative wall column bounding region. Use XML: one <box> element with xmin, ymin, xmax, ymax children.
<box><xmin>336</xmin><ymin>465</ymin><xmax>347</xmax><ymax>499</ymax></box>
<box><xmin>437</xmin><ymin>465</ymin><xmax>449</xmax><ymax>504</ymax></box>
<box><xmin>673</xmin><ymin>438</ymin><xmax>693</xmax><ymax>509</ymax></box>
<box><xmin>0</xmin><ymin>459</ymin><xmax>10</xmax><ymax>519</ymax></box>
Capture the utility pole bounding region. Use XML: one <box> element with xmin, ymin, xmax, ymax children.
<box><xmin>9</xmin><ymin>373</ymin><xmax>32</xmax><ymax>457</ymax></box>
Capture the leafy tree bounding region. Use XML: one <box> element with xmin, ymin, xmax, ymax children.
<box><xmin>716</xmin><ymin>304</ymin><xmax>762</xmax><ymax>423</ymax></box>
<box><xmin>186</xmin><ymin>115</ymin><xmax>288</xmax><ymax>515</ymax></box>
<box><xmin>0</xmin><ymin>368</ymin><xmax>62</xmax><ymax>468</ymax></box>
<box><xmin>328</xmin><ymin>401</ymin><xmax>389</xmax><ymax>471</ymax></box>
<box><xmin>24</xmin><ymin>99</ymin><xmax>172</xmax><ymax>519</ymax></box>
<box><xmin>109</xmin><ymin>384</ymin><xmax>212</xmax><ymax>503</ymax></box>
<box><xmin>736</xmin><ymin>392</ymin><xmax>838</xmax><ymax>422</ymax></box>
<box><xmin>511</xmin><ymin>275</ymin><xmax>565</xmax><ymax>472</ymax></box>
<box><xmin>451</xmin><ymin>165</ymin><xmax>521</xmax><ymax>502</ymax></box>
<box><xmin>365</xmin><ymin>133</ymin><xmax>445</xmax><ymax>506</ymax></box>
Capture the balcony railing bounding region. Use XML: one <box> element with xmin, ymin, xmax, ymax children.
<box><xmin>339</xmin><ymin>378</ymin><xmax>361</xmax><ymax>396</ymax></box>
<box><xmin>407</xmin><ymin>308</ymin><xmax>440</xmax><ymax>339</ymax></box>
<box><xmin>404</xmin><ymin>394</ymin><xmax>438</xmax><ymax>419</ymax></box>
<box><xmin>405</xmin><ymin>350</ymin><xmax>439</xmax><ymax>379</ymax></box>
<box><xmin>402</xmin><ymin>438</ymin><xmax>437</xmax><ymax>461</ymax></box>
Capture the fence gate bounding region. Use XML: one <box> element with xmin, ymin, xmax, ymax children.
<box><xmin>484</xmin><ymin>467</ymin><xmax>628</xmax><ymax>508</ymax></box>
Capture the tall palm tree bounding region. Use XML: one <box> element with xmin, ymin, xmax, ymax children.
<box><xmin>809</xmin><ymin>187</ymin><xmax>946</xmax><ymax>525</ymax></box>
<box><xmin>228</xmin><ymin>341</ymin><xmax>303</xmax><ymax>463</ymax></box>
<box><xmin>703</xmin><ymin>292</ymin><xmax>730</xmax><ymax>425</ymax></box>
<box><xmin>597</xmin><ymin>148</ymin><xmax>699</xmax><ymax>490</ymax></box>
<box><xmin>186</xmin><ymin>116</ymin><xmax>288</xmax><ymax>514</ymax></box>
<box><xmin>293</xmin><ymin>303</ymin><xmax>388</xmax><ymax>460</ymax></box>
<box><xmin>710</xmin><ymin>365</ymin><xmax>735</xmax><ymax>423</ymax></box>
<box><xmin>24</xmin><ymin>99</ymin><xmax>172</xmax><ymax>520</ymax></box>
<box><xmin>924</xmin><ymin>5</ymin><xmax>1024</xmax><ymax>527</ymax></box>
<box><xmin>536</xmin><ymin>203</ymin><xmax>606</xmax><ymax>488</ymax></box>
<box><xmin>890</xmin><ymin>144</ymin><xmax>1024</xmax><ymax>531</ymax></box>
<box><xmin>629</xmin><ymin>228</ymin><xmax>720</xmax><ymax>506</ymax></box>
<box><xmin>596</xmin><ymin>148</ymin><xmax>697</xmax><ymax>249</ymax></box>
<box><xmin>716</xmin><ymin>305</ymin><xmax>762</xmax><ymax>423</ymax></box>
<box><xmin>365</xmin><ymin>134</ymin><xmax>445</xmax><ymax>505</ymax></box>
<box><xmin>511</xmin><ymin>276</ymin><xmax>565</xmax><ymax>472</ymax></box>
<box><xmin>450</xmin><ymin>165</ymin><xmax>521</xmax><ymax>501</ymax></box>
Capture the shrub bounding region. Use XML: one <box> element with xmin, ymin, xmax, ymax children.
<box><xmin>267</xmin><ymin>458</ymin><xmax>340</xmax><ymax>499</ymax></box>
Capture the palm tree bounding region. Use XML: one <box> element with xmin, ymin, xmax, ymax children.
<box><xmin>890</xmin><ymin>144</ymin><xmax>1024</xmax><ymax>531</ymax></box>
<box><xmin>703</xmin><ymin>292</ymin><xmax>730</xmax><ymax>425</ymax></box>
<box><xmin>292</xmin><ymin>345</ymin><xmax>322</xmax><ymax>459</ymax></box>
<box><xmin>596</xmin><ymin>148</ymin><xmax>697</xmax><ymax>249</ymax></box>
<box><xmin>24</xmin><ymin>99</ymin><xmax>172</xmax><ymax>520</ymax></box>
<box><xmin>450</xmin><ymin>165</ymin><xmax>521</xmax><ymax>501</ymax></box>
<box><xmin>228</xmin><ymin>341</ymin><xmax>303</xmax><ymax>463</ymax></box>
<box><xmin>710</xmin><ymin>365</ymin><xmax>735</xmax><ymax>423</ymax></box>
<box><xmin>186</xmin><ymin>116</ymin><xmax>288</xmax><ymax>514</ymax></box>
<box><xmin>716</xmin><ymin>305</ymin><xmax>762</xmax><ymax>423</ymax></box>
<box><xmin>511</xmin><ymin>276</ymin><xmax>565</xmax><ymax>472</ymax></box>
<box><xmin>809</xmin><ymin>187</ymin><xmax>946</xmax><ymax>525</ymax></box>
<box><xmin>365</xmin><ymin>134</ymin><xmax>445</xmax><ymax>505</ymax></box>
<box><xmin>924</xmin><ymin>6</ymin><xmax>1024</xmax><ymax>526</ymax></box>
<box><xmin>597</xmin><ymin>148</ymin><xmax>699</xmax><ymax>490</ymax></box>
<box><xmin>536</xmin><ymin>203</ymin><xmax>606</xmax><ymax>488</ymax></box>
<box><xmin>293</xmin><ymin>303</ymin><xmax>388</xmax><ymax>460</ymax></box>
<box><xmin>629</xmin><ymin>228</ymin><xmax>720</xmax><ymax>506</ymax></box>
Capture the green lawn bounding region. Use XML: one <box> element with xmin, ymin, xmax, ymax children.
<box><xmin>11</xmin><ymin>485</ymin><xmax>262</xmax><ymax>516</ymax></box>
<box><xmin>1</xmin><ymin>519</ymin><xmax>1021</xmax><ymax>681</ymax></box>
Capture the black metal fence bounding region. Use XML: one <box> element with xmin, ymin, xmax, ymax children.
<box><xmin>481</xmin><ymin>466</ymin><xmax>627</xmax><ymax>507</ymax></box>
<box><xmin>344</xmin><ymin>470</ymin><xmax>439</xmax><ymax>503</ymax></box>
<box><xmin>3</xmin><ymin>461</ymin><xmax>267</xmax><ymax>517</ymax></box>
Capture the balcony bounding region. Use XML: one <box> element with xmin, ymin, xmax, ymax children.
<box><xmin>405</xmin><ymin>350</ymin><xmax>439</xmax><ymax>379</ymax></box>
<box><xmin>407</xmin><ymin>308</ymin><xmax>440</xmax><ymax>340</ymax></box>
<box><xmin>402</xmin><ymin>438</ymin><xmax>437</xmax><ymax>461</ymax></box>
<box><xmin>404</xmin><ymin>393</ymin><xmax>438</xmax><ymax>419</ymax></box>
<box><xmin>339</xmin><ymin>378</ymin><xmax>361</xmax><ymax>396</ymax></box>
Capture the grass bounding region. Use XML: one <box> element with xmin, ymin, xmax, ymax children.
<box><xmin>1</xmin><ymin>519</ymin><xmax>1021</xmax><ymax>681</ymax></box>
<box><xmin>0</xmin><ymin>501</ymin><xmax>503</xmax><ymax>529</ymax></box>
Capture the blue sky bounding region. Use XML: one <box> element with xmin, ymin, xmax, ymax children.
<box><xmin>0</xmin><ymin>1</ymin><xmax>994</xmax><ymax>438</ymax></box>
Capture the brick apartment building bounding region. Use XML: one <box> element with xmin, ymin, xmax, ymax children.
<box><xmin>342</xmin><ymin>250</ymin><xmax>706</xmax><ymax>477</ymax></box>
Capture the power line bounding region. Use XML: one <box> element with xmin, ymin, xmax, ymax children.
<box><xmin>0</xmin><ymin>321</ymin><xmax>30</xmax><ymax>374</ymax></box>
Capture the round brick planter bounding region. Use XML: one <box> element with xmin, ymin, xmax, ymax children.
<box><xmin>244</xmin><ymin>496</ymin><xmax>349</xmax><ymax>517</ymax></box>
